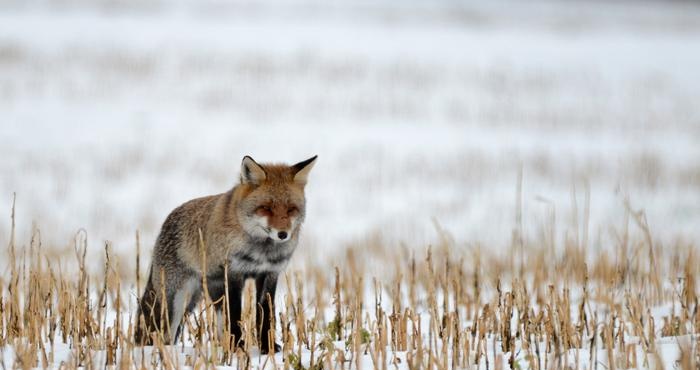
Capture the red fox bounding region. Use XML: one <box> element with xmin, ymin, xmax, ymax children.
<box><xmin>135</xmin><ymin>155</ymin><xmax>317</xmax><ymax>353</ymax></box>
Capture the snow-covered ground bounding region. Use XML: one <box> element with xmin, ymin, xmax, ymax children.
<box><xmin>2</xmin><ymin>0</ymin><xmax>700</xmax><ymax>263</ymax></box>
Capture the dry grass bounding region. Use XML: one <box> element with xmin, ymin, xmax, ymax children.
<box><xmin>1</xmin><ymin>193</ymin><xmax>698</xmax><ymax>370</ymax></box>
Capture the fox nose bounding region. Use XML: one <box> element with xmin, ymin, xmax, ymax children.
<box><xmin>277</xmin><ymin>231</ymin><xmax>288</xmax><ymax>240</ymax></box>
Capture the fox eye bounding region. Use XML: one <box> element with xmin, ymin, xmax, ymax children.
<box><xmin>287</xmin><ymin>206</ymin><xmax>298</xmax><ymax>214</ymax></box>
<box><xmin>256</xmin><ymin>205</ymin><xmax>272</xmax><ymax>213</ymax></box>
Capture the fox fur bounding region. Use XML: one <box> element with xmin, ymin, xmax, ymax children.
<box><xmin>135</xmin><ymin>155</ymin><xmax>317</xmax><ymax>353</ymax></box>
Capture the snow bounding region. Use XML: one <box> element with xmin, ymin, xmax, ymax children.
<box><xmin>2</xmin><ymin>0</ymin><xmax>699</xmax><ymax>251</ymax></box>
<box><xmin>1</xmin><ymin>0</ymin><xmax>700</xmax><ymax>368</ymax></box>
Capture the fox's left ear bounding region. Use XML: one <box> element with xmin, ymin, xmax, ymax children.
<box><xmin>241</xmin><ymin>156</ymin><xmax>267</xmax><ymax>185</ymax></box>
<box><xmin>292</xmin><ymin>155</ymin><xmax>318</xmax><ymax>185</ymax></box>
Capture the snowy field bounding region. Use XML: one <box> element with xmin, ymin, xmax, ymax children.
<box><xmin>2</xmin><ymin>0</ymin><xmax>700</xmax><ymax>254</ymax></box>
<box><xmin>1</xmin><ymin>0</ymin><xmax>700</xmax><ymax>368</ymax></box>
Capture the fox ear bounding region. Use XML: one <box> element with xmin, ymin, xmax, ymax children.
<box><xmin>241</xmin><ymin>156</ymin><xmax>267</xmax><ymax>185</ymax></box>
<box><xmin>292</xmin><ymin>155</ymin><xmax>317</xmax><ymax>185</ymax></box>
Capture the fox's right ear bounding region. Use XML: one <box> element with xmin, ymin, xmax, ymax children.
<box><xmin>292</xmin><ymin>155</ymin><xmax>317</xmax><ymax>185</ymax></box>
<box><xmin>241</xmin><ymin>156</ymin><xmax>267</xmax><ymax>185</ymax></box>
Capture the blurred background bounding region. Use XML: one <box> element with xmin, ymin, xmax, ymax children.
<box><xmin>1</xmin><ymin>0</ymin><xmax>699</xmax><ymax>263</ymax></box>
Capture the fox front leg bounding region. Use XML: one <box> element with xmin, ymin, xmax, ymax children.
<box><xmin>255</xmin><ymin>272</ymin><xmax>281</xmax><ymax>354</ymax></box>
<box><xmin>207</xmin><ymin>273</ymin><xmax>246</xmax><ymax>348</ymax></box>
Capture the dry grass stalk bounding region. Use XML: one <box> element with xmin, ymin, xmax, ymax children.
<box><xmin>0</xmin><ymin>199</ymin><xmax>698</xmax><ymax>369</ymax></box>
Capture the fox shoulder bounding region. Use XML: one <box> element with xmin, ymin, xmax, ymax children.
<box><xmin>154</xmin><ymin>195</ymin><xmax>220</xmax><ymax>253</ymax></box>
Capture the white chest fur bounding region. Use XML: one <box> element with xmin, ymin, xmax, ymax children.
<box><xmin>228</xmin><ymin>239</ymin><xmax>297</xmax><ymax>273</ymax></box>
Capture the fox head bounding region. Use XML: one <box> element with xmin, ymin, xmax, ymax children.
<box><xmin>236</xmin><ymin>155</ymin><xmax>317</xmax><ymax>243</ymax></box>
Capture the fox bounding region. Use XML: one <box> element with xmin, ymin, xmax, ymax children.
<box><xmin>134</xmin><ymin>155</ymin><xmax>317</xmax><ymax>353</ymax></box>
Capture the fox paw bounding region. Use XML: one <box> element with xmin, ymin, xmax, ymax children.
<box><xmin>260</xmin><ymin>341</ymin><xmax>281</xmax><ymax>354</ymax></box>
<box><xmin>229</xmin><ymin>338</ymin><xmax>280</xmax><ymax>354</ymax></box>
